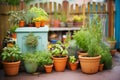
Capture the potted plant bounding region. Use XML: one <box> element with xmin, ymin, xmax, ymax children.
<box><xmin>21</xmin><ymin>52</ymin><xmax>39</xmax><ymax>74</ymax></box>
<box><xmin>1</xmin><ymin>45</ymin><xmax>21</xmax><ymax>76</ymax></box>
<box><xmin>24</xmin><ymin>10</ymin><xmax>35</xmax><ymax>27</ymax></box>
<box><xmin>9</xmin><ymin>25</ymin><xmax>18</xmax><ymax>39</ymax></box>
<box><xmin>107</xmin><ymin>37</ymin><xmax>116</xmax><ymax>49</ymax></box>
<box><xmin>68</xmin><ymin>56</ymin><xmax>78</xmax><ymax>71</ymax></box>
<box><xmin>25</xmin><ymin>33</ymin><xmax>38</xmax><ymax>52</ymax></box>
<box><xmin>43</xmin><ymin>52</ymin><xmax>53</xmax><ymax>73</ymax></box>
<box><xmin>53</xmin><ymin>12</ymin><xmax>60</xmax><ymax>27</ymax></box>
<box><xmin>50</xmin><ymin>41</ymin><xmax>68</xmax><ymax>72</ymax></box>
<box><xmin>73</xmin><ymin>15</ymin><xmax>84</xmax><ymax>27</ymax></box>
<box><xmin>73</xmin><ymin>29</ymin><xmax>89</xmax><ymax>56</ymax></box>
<box><xmin>29</xmin><ymin>7</ymin><xmax>48</xmax><ymax>27</ymax></box>
<box><xmin>60</xmin><ymin>12</ymin><xmax>67</xmax><ymax>27</ymax></box>
<box><xmin>73</xmin><ymin>14</ymin><xmax>112</xmax><ymax>74</ymax></box>
<box><xmin>8</xmin><ymin>10</ymin><xmax>25</xmax><ymax>27</ymax></box>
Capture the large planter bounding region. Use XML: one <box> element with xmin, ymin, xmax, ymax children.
<box><xmin>52</xmin><ymin>56</ymin><xmax>68</xmax><ymax>72</ymax></box>
<box><xmin>2</xmin><ymin>61</ymin><xmax>21</xmax><ymax>76</ymax></box>
<box><xmin>69</xmin><ymin>61</ymin><xmax>78</xmax><ymax>71</ymax></box>
<box><xmin>24</xmin><ymin>61</ymin><xmax>38</xmax><ymax>73</ymax></box>
<box><xmin>79</xmin><ymin>55</ymin><xmax>101</xmax><ymax>74</ymax></box>
<box><xmin>44</xmin><ymin>64</ymin><xmax>53</xmax><ymax>73</ymax></box>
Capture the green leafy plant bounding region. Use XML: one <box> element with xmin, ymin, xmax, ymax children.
<box><xmin>1</xmin><ymin>45</ymin><xmax>22</xmax><ymax>62</ymax></box>
<box><xmin>25</xmin><ymin>33</ymin><xmax>38</xmax><ymax>48</ymax></box>
<box><xmin>9</xmin><ymin>25</ymin><xmax>18</xmax><ymax>33</ymax></box>
<box><xmin>8</xmin><ymin>10</ymin><xmax>25</xmax><ymax>26</ymax></box>
<box><xmin>73</xmin><ymin>29</ymin><xmax>90</xmax><ymax>52</ymax></box>
<box><xmin>24</xmin><ymin>10</ymin><xmax>35</xmax><ymax>25</ymax></box>
<box><xmin>29</xmin><ymin>7</ymin><xmax>48</xmax><ymax>18</ymax></box>
<box><xmin>69</xmin><ymin>56</ymin><xmax>77</xmax><ymax>63</ymax></box>
<box><xmin>21</xmin><ymin>52</ymin><xmax>39</xmax><ymax>64</ymax></box>
<box><xmin>50</xmin><ymin>41</ymin><xmax>68</xmax><ymax>57</ymax></box>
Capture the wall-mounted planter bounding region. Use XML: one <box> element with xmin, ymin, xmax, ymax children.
<box><xmin>16</xmin><ymin>26</ymin><xmax>49</xmax><ymax>53</ymax></box>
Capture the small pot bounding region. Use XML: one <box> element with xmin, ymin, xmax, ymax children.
<box><xmin>19</xmin><ymin>20</ymin><xmax>25</xmax><ymax>27</ymax></box>
<box><xmin>44</xmin><ymin>64</ymin><xmax>53</xmax><ymax>73</ymax></box>
<box><xmin>99</xmin><ymin>64</ymin><xmax>104</xmax><ymax>72</ymax></box>
<box><xmin>110</xmin><ymin>49</ymin><xmax>117</xmax><ymax>56</ymax></box>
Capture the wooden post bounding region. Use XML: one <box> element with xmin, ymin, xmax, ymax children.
<box><xmin>107</xmin><ymin>0</ymin><xmax>114</xmax><ymax>38</ymax></box>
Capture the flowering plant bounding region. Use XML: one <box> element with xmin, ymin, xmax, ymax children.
<box><xmin>73</xmin><ymin>15</ymin><xmax>85</xmax><ymax>22</ymax></box>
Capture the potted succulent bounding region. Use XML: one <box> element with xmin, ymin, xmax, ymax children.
<box><xmin>50</xmin><ymin>41</ymin><xmax>68</xmax><ymax>72</ymax></box>
<box><xmin>21</xmin><ymin>52</ymin><xmax>39</xmax><ymax>74</ymax></box>
<box><xmin>68</xmin><ymin>56</ymin><xmax>78</xmax><ymax>71</ymax></box>
<box><xmin>1</xmin><ymin>45</ymin><xmax>21</xmax><ymax>76</ymax></box>
<box><xmin>53</xmin><ymin>12</ymin><xmax>60</xmax><ymax>27</ymax></box>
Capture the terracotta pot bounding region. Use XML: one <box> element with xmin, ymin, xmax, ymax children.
<box><xmin>41</xmin><ymin>21</ymin><xmax>46</xmax><ymax>27</ymax></box>
<box><xmin>110</xmin><ymin>49</ymin><xmax>117</xmax><ymax>56</ymax></box>
<box><xmin>77</xmin><ymin>51</ymin><xmax>88</xmax><ymax>56</ymax></box>
<box><xmin>73</xmin><ymin>21</ymin><xmax>83</xmax><ymax>27</ymax></box>
<box><xmin>53</xmin><ymin>20</ymin><xmax>60</xmax><ymax>28</ymax></box>
<box><xmin>12</xmin><ymin>33</ymin><xmax>17</xmax><ymax>39</ymax></box>
<box><xmin>44</xmin><ymin>64</ymin><xmax>53</xmax><ymax>73</ymax></box>
<box><xmin>2</xmin><ymin>61</ymin><xmax>21</xmax><ymax>76</ymax></box>
<box><xmin>99</xmin><ymin>64</ymin><xmax>104</xmax><ymax>72</ymax></box>
<box><xmin>79</xmin><ymin>55</ymin><xmax>101</xmax><ymax>74</ymax></box>
<box><xmin>35</xmin><ymin>22</ymin><xmax>41</xmax><ymax>28</ymax></box>
<box><xmin>19</xmin><ymin>20</ymin><xmax>25</xmax><ymax>27</ymax></box>
<box><xmin>69</xmin><ymin>61</ymin><xmax>78</xmax><ymax>71</ymax></box>
<box><xmin>52</xmin><ymin>56</ymin><xmax>68</xmax><ymax>72</ymax></box>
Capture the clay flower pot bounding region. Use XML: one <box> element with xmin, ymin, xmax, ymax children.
<box><xmin>52</xmin><ymin>56</ymin><xmax>68</xmax><ymax>72</ymax></box>
<box><xmin>79</xmin><ymin>55</ymin><xmax>101</xmax><ymax>74</ymax></box>
<box><xmin>2</xmin><ymin>61</ymin><xmax>21</xmax><ymax>76</ymax></box>
<box><xmin>69</xmin><ymin>61</ymin><xmax>78</xmax><ymax>71</ymax></box>
<box><xmin>110</xmin><ymin>49</ymin><xmax>117</xmax><ymax>56</ymax></box>
<box><xmin>19</xmin><ymin>20</ymin><xmax>25</xmax><ymax>27</ymax></box>
<box><xmin>35</xmin><ymin>22</ymin><xmax>41</xmax><ymax>28</ymax></box>
<box><xmin>99</xmin><ymin>64</ymin><xmax>104</xmax><ymax>72</ymax></box>
<box><xmin>44</xmin><ymin>64</ymin><xmax>53</xmax><ymax>73</ymax></box>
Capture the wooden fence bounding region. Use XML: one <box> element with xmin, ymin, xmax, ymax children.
<box><xmin>0</xmin><ymin>1</ymin><xmax>108</xmax><ymax>52</ymax></box>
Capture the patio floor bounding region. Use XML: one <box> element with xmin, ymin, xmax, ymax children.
<box><xmin>0</xmin><ymin>52</ymin><xmax>120</xmax><ymax>80</ymax></box>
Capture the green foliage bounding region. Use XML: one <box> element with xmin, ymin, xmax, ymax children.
<box><xmin>1</xmin><ymin>45</ymin><xmax>22</xmax><ymax>62</ymax></box>
<box><xmin>107</xmin><ymin>37</ymin><xmax>116</xmax><ymax>41</ymax></box>
<box><xmin>9</xmin><ymin>25</ymin><xmax>18</xmax><ymax>33</ymax></box>
<box><xmin>8</xmin><ymin>10</ymin><xmax>25</xmax><ymax>26</ymax></box>
<box><xmin>34</xmin><ymin>51</ymin><xmax>53</xmax><ymax>67</ymax></box>
<box><xmin>21</xmin><ymin>52</ymin><xmax>39</xmax><ymax>64</ymax></box>
<box><xmin>25</xmin><ymin>33</ymin><xmax>38</xmax><ymax>48</ymax></box>
<box><xmin>29</xmin><ymin>7</ymin><xmax>48</xmax><ymax>18</ymax></box>
<box><xmin>0</xmin><ymin>0</ymin><xmax>33</xmax><ymax>5</ymax></box>
<box><xmin>50</xmin><ymin>41</ymin><xmax>68</xmax><ymax>57</ymax></box>
<box><xmin>73</xmin><ymin>29</ymin><xmax>90</xmax><ymax>52</ymax></box>
<box><xmin>60</xmin><ymin>12</ymin><xmax>67</xmax><ymax>22</ymax></box>
<box><xmin>24</xmin><ymin>10</ymin><xmax>35</xmax><ymax>24</ymax></box>
<box><xmin>69</xmin><ymin>56</ymin><xmax>77</xmax><ymax>63</ymax></box>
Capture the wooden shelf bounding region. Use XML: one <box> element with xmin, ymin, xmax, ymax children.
<box><xmin>49</xmin><ymin>27</ymin><xmax>80</xmax><ymax>31</ymax></box>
